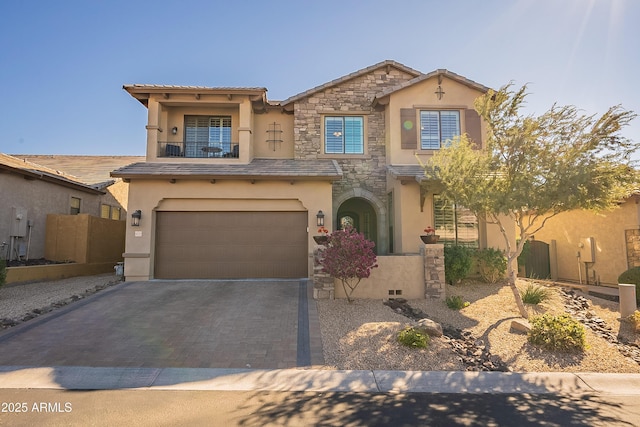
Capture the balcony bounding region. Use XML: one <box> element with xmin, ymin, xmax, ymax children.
<box><xmin>158</xmin><ymin>141</ymin><xmax>239</xmax><ymax>158</ymax></box>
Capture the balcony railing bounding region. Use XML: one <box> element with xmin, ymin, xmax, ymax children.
<box><xmin>158</xmin><ymin>141</ymin><xmax>239</xmax><ymax>158</ymax></box>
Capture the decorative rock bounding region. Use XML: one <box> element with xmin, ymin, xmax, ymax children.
<box><xmin>510</xmin><ymin>319</ymin><xmax>532</xmax><ymax>334</ymax></box>
<box><xmin>561</xmin><ymin>287</ymin><xmax>640</xmax><ymax>366</ymax></box>
<box><xmin>414</xmin><ymin>318</ymin><xmax>443</xmax><ymax>337</ymax></box>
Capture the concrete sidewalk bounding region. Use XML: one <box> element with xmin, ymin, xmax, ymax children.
<box><xmin>2</xmin><ymin>366</ymin><xmax>640</xmax><ymax>395</ymax></box>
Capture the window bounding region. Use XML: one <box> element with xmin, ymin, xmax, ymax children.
<box><xmin>101</xmin><ymin>204</ymin><xmax>122</xmax><ymax>220</ymax></box>
<box><xmin>433</xmin><ymin>195</ymin><xmax>478</xmax><ymax>248</ymax></box>
<box><xmin>420</xmin><ymin>110</ymin><xmax>460</xmax><ymax>149</ymax></box>
<box><xmin>70</xmin><ymin>197</ymin><xmax>81</xmax><ymax>215</ymax></box>
<box><xmin>111</xmin><ymin>207</ymin><xmax>121</xmax><ymax>220</ymax></box>
<box><xmin>325</xmin><ymin>116</ymin><xmax>364</xmax><ymax>154</ymax></box>
<box><xmin>101</xmin><ymin>204</ymin><xmax>110</xmax><ymax>219</ymax></box>
<box><xmin>185</xmin><ymin>115</ymin><xmax>232</xmax><ymax>158</ymax></box>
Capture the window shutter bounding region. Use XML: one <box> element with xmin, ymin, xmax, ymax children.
<box><xmin>400</xmin><ymin>108</ymin><xmax>417</xmax><ymax>149</ymax></box>
<box><xmin>464</xmin><ymin>109</ymin><xmax>482</xmax><ymax>148</ymax></box>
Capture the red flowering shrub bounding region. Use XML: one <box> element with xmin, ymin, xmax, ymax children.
<box><xmin>319</xmin><ymin>226</ymin><xmax>377</xmax><ymax>303</ymax></box>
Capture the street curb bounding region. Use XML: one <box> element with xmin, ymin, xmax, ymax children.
<box><xmin>1</xmin><ymin>366</ymin><xmax>640</xmax><ymax>394</ymax></box>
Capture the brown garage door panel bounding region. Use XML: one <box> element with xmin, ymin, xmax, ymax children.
<box><xmin>155</xmin><ymin>211</ymin><xmax>308</xmax><ymax>279</ymax></box>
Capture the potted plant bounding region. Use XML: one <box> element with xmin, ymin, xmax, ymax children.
<box><xmin>420</xmin><ymin>226</ymin><xmax>440</xmax><ymax>244</ymax></box>
<box><xmin>313</xmin><ymin>227</ymin><xmax>330</xmax><ymax>245</ymax></box>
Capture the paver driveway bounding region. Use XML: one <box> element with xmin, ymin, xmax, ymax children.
<box><xmin>0</xmin><ymin>280</ymin><xmax>324</xmax><ymax>369</ymax></box>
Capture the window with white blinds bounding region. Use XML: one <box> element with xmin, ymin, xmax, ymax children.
<box><xmin>420</xmin><ymin>110</ymin><xmax>460</xmax><ymax>149</ymax></box>
<box><xmin>433</xmin><ymin>194</ymin><xmax>478</xmax><ymax>248</ymax></box>
<box><xmin>325</xmin><ymin>116</ymin><xmax>364</xmax><ymax>154</ymax></box>
<box><xmin>184</xmin><ymin>116</ymin><xmax>232</xmax><ymax>157</ymax></box>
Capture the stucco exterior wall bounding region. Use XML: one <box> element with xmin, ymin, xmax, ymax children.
<box><xmin>534</xmin><ymin>200</ymin><xmax>640</xmax><ymax>285</ymax></box>
<box><xmin>387</xmin><ymin>76</ymin><xmax>487</xmax><ymax>165</ymax></box>
<box><xmin>45</xmin><ymin>214</ymin><xmax>125</xmax><ymax>264</ymax></box>
<box><xmin>333</xmin><ymin>254</ymin><xmax>425</xmax><ymax>300</ymax></box>
<box><xmin>123</xmin><ymin>178</ymin><xmax>333</xmax><ymax>281</ymax></box>
<box><xmin>0</xmin><ymin>173</ymin><xmax>105</xmax><ymax>261</ymax></box>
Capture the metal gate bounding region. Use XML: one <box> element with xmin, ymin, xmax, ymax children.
<box><xmin>524</xmin><ymin>240</ymin><xmax>551</xmax><ymax>279</ymax></box>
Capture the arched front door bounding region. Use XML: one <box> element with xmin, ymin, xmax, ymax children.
<box><xmin>337</xmin><ymin>197</ymin><xmax>378</xmax><ymax>253</ymax></box>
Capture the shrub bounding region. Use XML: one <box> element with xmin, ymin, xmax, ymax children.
<box><xmin>319</xmin><ymin>226</ymin><xmax>377</xmax><ymax>303</ymax></box>
<box><xmin>528</xmin><ymin>314</ymin><xmax>586</xmax><ymax>352</ymax></box>
<box><xmin>521</xmin><ymin>284</ymin><xmax>550</xmax><ymax>305</ymax></box>
<box><xmin>475</xmin><ymin>248</ymin><xmax>507</xmax><ymax>283</ymax></box>
<box><xmin>627</xmin><ymin>310</ymin><xmax>640</xmax><ymax>334</ymax></box>
<box><xmin>618</xmin><ymin>267</ymin><xmax>640</xmax><ymax>304</ymax></box>
<box><xmin>445</xmin><ymin>295</ymin><xmax>470</xmax><ymax>310</ymax></box>
<box><xmin>0</xmin><ymin>259</ymin><xmax>6</xmax><ymax>288</ymax></box>
<box><xmin>444</xmin><ymin>245</ymin><xmax>473</xmax><ymax>285</ymax></box>
<box><xmin>397</xmin><ymin>327</ymin><xmax>430</xmax><ymax>348</ymax></box>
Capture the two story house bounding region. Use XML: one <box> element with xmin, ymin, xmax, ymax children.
<box><xmin>112</xmin><ymin>60</ymin><xmax>511</xmax><ymax>282</ymax></box>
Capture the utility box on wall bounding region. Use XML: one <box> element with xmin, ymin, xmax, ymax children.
<box><xmin>579</xmin><ymin>237</ymin><xmax>595</xmax><ymax>263</ymax></box>
<box><xmin>10</xmin><ymin>207</ymin><xmax>28</xmax><ymax>237</ymax></box>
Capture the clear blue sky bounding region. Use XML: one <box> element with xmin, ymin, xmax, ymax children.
<box><xmin>1</xmin><ymin>0</ymin><xmax>638</xmax><ymax>157</ymax></box>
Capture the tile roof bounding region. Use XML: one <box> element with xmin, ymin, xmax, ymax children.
<box><xmin>0</xmin><ymin>153</ymin><xmax>106</xmax><ymax>194</ymax></box>
<box><xmin>11</xmin><ymin>155</ymin><xmax>145</xmax><ymax>185</ymax></box>
<box><xmin>110</xmin><ymin>159</ymin><xmax>344</xmax><ymax>181</ymax></box>
<box><xmin>123</xmin><ymin>84</ymin><xmax>267</xmax><ymax>92</ymax></box>
<box><xmin>280</xmin><ymin>60</ymin><xmax>423</xmax><ymax>106</ymax></box>
<box><xmin>387</xmin><ymin>165</ymin><xmax>437</xmax><ymax>183</ymax></box>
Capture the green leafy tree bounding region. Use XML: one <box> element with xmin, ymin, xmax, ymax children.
<box><xmin>319</xmin><ymin>226</ymin><xmax>378</xmax><ymax>303</ymax></box>
<box><xmin>426</xmin><ymin>84</ymin><xmax>638</xmax><ymax>318</ymax></box>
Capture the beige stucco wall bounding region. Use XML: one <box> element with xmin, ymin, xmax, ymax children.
<box><xmin>534</xmin><ymin>200</ymin><xmax>640</xmax><ymax>285</ymax></box>
<box><xmin>333</xmin><ymin>254</ymin><xmax>425</xmax><ymax>300</ymax></box>
<box><xmin>387</xmin><ymin>177</ymin><xmax>515</xmax><ymax>254</ymax></box>
<box><xmin>386</xmin><ymin>75</ymin><xmax>487</xmax><ymax>166</ymax></box>
<box><xmin>123</xmin><ymin>178</ymin><xmax>334</xmax><ymax>281</ymax></box>
<box><xmin>252</xmin><ymin>108</ymin><xmax>295</xmax><ymax>159</ymax></box>
<box><xmin>45</xmin><ymin>214</ymin><xmax>125</xmax><ymax>264</ymax></box>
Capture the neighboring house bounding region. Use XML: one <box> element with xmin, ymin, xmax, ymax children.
<box><xmin>12</xmin><ymin>155</ymin><xmax>144</xmax><ymax>222</ymax></box>
<box><xmin>113</xmin><ymin>60</ymin><xmax>514</xmax><ymax>282</ymax></box>
<box><xmin>0</xmin><ymin>153</ymin><xmax>111</xmax><ymax>261</ymax></box>
<box><xmin>532</xmin><ymin>194</ymin><xmax>640</xmax><ymax>286</ymax></box>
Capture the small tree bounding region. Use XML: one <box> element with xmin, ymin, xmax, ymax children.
<box><xmin>319</xmin><ymin>226</ymin><xmax>378</xmax><ymax>303</ymax></box>
<box><xmin>426</xmin><ymin>83</ymin><xmax>638</xmax><ymax>318</ymax></box>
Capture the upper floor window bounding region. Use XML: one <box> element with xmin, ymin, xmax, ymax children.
<box><xmin>420</xmin><ymin>110</ymin><xmax>460</xmax><ymax>149</ymax></box>
<box><xmin>325</xmin><ymin>116</ymin><xmax>364</xmax><ymax>154</ymax></box>
<box><xmin>185</xmin><ymin>115</ymin><xmax>232</xmax><ymax>158</ymax></box>
<box><xmin>70</xmin><ymin>197</ymin><xmax>81</xmax><ymax>215</ymax></box>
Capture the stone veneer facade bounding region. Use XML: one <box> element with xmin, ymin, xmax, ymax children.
<box><xmin>625</xmin><ymin>229</ymin><xmax>640</xmax><ymax>269</ymax></box>
<box><xmin>292</xmin><ymin>68</ymin><xmax>416</xmax><ymax>237</ymax></box>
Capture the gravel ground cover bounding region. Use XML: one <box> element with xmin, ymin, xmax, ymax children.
<box><xmin>0</xmin><ymin>274</ymin><xmax>122</xmax><ymax>326</ymax></box>
<box><xmin>318</xmin><ymin>280</ymin><xmax>640</xmax><ymax>373</ymax></box>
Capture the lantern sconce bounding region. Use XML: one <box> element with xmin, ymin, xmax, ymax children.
<box><xmin>316</xmin><ymin>210</ymin><xmax>325</xmax><ymax>227</ymax></box>
<box><xmin>131</xmin><ymin>210</ymin><xmax>142</xmax><ymax>227</ymax></box>
<box><xmin>171</xmin><ymin>126</ymin><xmax>178</xmax><ymax>135</ymax></box>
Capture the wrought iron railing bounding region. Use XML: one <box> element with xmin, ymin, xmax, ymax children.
<box><xmin>158</xmin><ymin>141</ymin><xmax>239</xmax><ymax>158</ymax></box>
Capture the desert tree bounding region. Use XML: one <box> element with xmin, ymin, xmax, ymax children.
<box><xmin>425</xmin><ymin>83</ymin><xmax>638</xmax><ymax>318</ymax></box>
<box><xmin>319</xmin><ymin>226</ymin><xmax>377</xmax><ymax>303</ymax></box>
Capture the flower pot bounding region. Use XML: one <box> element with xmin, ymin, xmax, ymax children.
<box><xmin>313</xmin><ymin>235</ymin><xmax>329</xmax><ymax>245</ymax></box>
<box><xmin>420</xmin><ymin>235</ymin><xmax>440</xmax><ymax>244</ymax></box>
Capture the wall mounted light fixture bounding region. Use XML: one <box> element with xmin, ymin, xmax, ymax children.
<box><xmin>316</xmin><ymin>210</ymin><xmax>325</xmax><ymax>227</ymax></box>
<box><xmin>171</xmin><ymin>126</ymin><xmax>178</xmax><ymax>135</ymax></box>
<box><xmin>131</xmin><ymin>210</ymin><xmax>142</xmax><ymax>226</ymax></box>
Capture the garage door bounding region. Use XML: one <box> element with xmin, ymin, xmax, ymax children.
<box><xmin>155</xmin><ymin>211</ymin><xmax>308</xmax><ymax>279</ymax></box>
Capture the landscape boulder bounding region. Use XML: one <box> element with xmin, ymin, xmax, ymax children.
<box><xmin>414</xmin><ymin>318</ymin><xmax>443</xmax><ymax>337</ymax></box>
